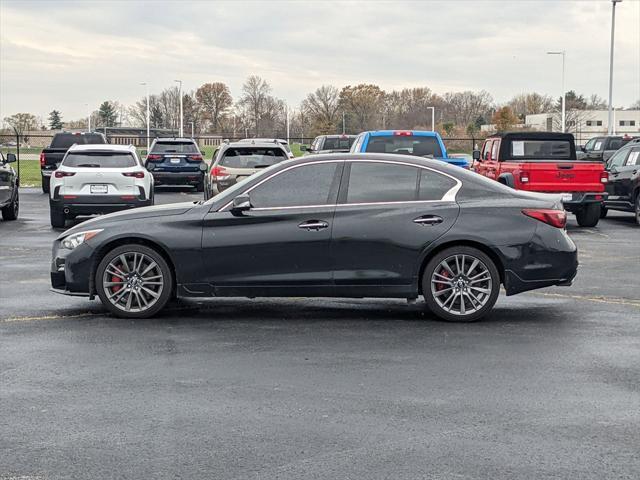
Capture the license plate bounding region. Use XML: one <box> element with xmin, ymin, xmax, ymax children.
<box><xmin>90</xmin><ymin>184</ymin><xmax>108</xmax><ymax>194</ymax></box>
<box><xmin>561</xmin><ymin>193</ymin><xmax>573</xmax><ymax>202</ymax></box>
<box><xmin>170</xmin><ymin>158</ymin><xmax>181</xmax><ymax>164</ymax></box>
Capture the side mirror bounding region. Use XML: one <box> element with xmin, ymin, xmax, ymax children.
<box><xmin>580</xmin><ymin>146</ymin><xmax>587</xmax><ymax>153</ymax></box>
<box><xmin>472</xmin><ymin>150</ymin><xmax>481</xmax><ymax>161</ymax></box>
<box><xmin>198</xmin><ymin>162</ymin><xmax>208</xmax><ymax>172</ymax></box>
<box><xmin>145</xmin><ymin>162</ymin><xmax>156</xmax><ymax>171</ymax></box>
<box><xmin>231</xmin><ymin>195</ymin><xmax>251</xmax><ymax>215</ymax></box>
<box><xmin>5</xmin><ymin>153</ymin><xmax>16</xmax><ymax>163</ymax></box>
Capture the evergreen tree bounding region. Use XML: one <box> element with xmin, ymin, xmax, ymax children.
<box><xmin>48</xmin><ymin>110</ymin><xmax>63</xmax><ymax>130</ymax></box>
<box><xmin>98</xmin><ymin>101</ymin><xmax>118</xmax><ymax>127</ymax></box>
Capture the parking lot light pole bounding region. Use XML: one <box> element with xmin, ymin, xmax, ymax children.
<box><xmin>547</xmin><ymin>51</ymin><xmax>566</xmax><ymax>132</ymax></box>
<box><xmin>85</xmin><ymin>103</ymin><xmax>91</xmax><ymax>132</ymax></box>
<box><xmin>175</xmin><ymin>80</ymin><xmax>184</xmax><ymax>137</ymax></box>
<box><xmin>342</xmin><ymin>112</ymin><xmax>346</xmax><ymax>134</ymax></box>
<box><xmin>427</xmin><ymin>107</ymin><xmax>435</xmax><ymax>132</ymax></box>
<box><xmin>607</xmin><ymin>0</ymin><xmax>622</xmax><ymax>135</ymax></box>
<box><xmin>190</xmin><ymin>121</ymin><xmax>194</xmax><ymax>139</ymax></box>
<box><xmin>141</xmin><ymin>82</ymin><xmax>150</xmax><ymax>154</ymax></box>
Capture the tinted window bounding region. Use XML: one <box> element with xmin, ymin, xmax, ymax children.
<box><xmin>322</xmin><ymin>137</ymin><xmax>355</xmax><ymax>151</ymax></box>
<box><xmin>625</xmin><ymin>149</ymin><xmax>640</xmax><ymax>166</ymax></box>
<box><xmin>220</xmin><ymin>147</ymin><xmax>287</xmax><ymax>168</ymax></box>
<box><xmin>609</xmin><ymin>138</ymin><xmax>623</xmax><ymax>150</ymax></box>
<box><xmin>608</xmin><ymin>148</ymin><xmax>628</xmax><ymax>167</ymax></box>
<box><xmin>347</xmin><ymin>162</ymin><xmax>418</xmax><ymax>203</ymax></box>
<box><xmin>510</xmin><ymin>140</ymin><xmax>571</xmax><ymax>159</ymax></box>
<box><xmin>51</xmin><ymin>133</ymin><xmax>105</xmax><ymax>149</ymax></box>
<box><xmin>491</xmin><ymin>141</ymin><xmax>499</xmax><ymax>160</ymax></box>
<box><xmin>364</xmin><ymin>135</ymin><xmax>443</xmax><ymax>158</ymax></box>
<box><xmin>151</xmin><ymin>141</ymin><xmax>198</xmax><ymax>154</ymax></box>
<box><xmin>63</xmin><ymin>152</ymin><xmax>137</xmax><ymax>168</ymax></box>
<box><xmin>419</xmin><ymin>170</ymin><xmax>457</xmax><ymax>200</ymax></box>
<box><xmin>482</xmin><ymin>140</ymin><xmax>493</xmax><ymax>160</ymax></box>
<box><xmin>250</xmin><ymin>163</ymin><xmax>340</xmax><ymax>208</ymax></box>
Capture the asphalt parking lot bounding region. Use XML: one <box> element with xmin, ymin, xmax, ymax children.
<box><xmin>1</xmin><ymin>188</ymin><xmax>639</xmax><ymax>479</ymax></box>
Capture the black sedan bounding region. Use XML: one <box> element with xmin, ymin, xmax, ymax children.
<box><xmin>50</xmin><ymin>154</ymin><xmax>578</xmax><ymax>322</ymax></box>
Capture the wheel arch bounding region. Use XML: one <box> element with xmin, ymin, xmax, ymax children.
<box><xmin>497</xmin><ymin>172</ymin><xmax>515</xmax><ymax>188</ymax></box>
<box><xmin>417</xmin><ymin>240</ymin><xmax>506</xmax><ymax>295</ymax></box>
<box><xmin>90</xmin><ymin>236</ymin><xmax>177</xmax><ymax>297</ymax></box>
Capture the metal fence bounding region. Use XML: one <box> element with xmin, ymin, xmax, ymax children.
<box><xmin>0</xmin><ymin>133</ymin><xmax>482</xmax><ymax>187</ymax></box>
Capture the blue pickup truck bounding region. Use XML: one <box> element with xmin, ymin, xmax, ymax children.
<box><xmin>350</xmin><ymin>130</ymin><xmax>469</xmax><ymax>168</ymax></box>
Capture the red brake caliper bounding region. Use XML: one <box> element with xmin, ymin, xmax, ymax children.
<box><xmin>111</xmin><ymin>264</ymin><xmax>124</xmax><ymax>293</ymax></box>
<box><xmin>436</xmin><ymin>268</ymin><xmax>450</xmax><ymax>291</ymax></box>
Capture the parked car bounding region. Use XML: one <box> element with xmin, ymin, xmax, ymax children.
<box><xmin>350</xmin><ymin>130</ymin><xmax>469</xmax><ymax>168</ymax></box>
<box><xmin>203</xmin><ymin>140</ymin><xmax>289</xmax><ymax>200</ymax></box>
<box><xmin>301</xmin><ymin>135</ymin><xmax>357</xmax><ymax>154</ymax></box>
<box><xmin>237</xmin><ymin>138</ymin><xmax>294</xmax><ymax>158</ymax></box>
<box><xmin>40</xmin><ymin>132</ymin><xmax>107</xmax><ymax>194</ymax></box>
<box><xmin>0</xmin><ymin>152</ymin><xmax>19</xmax><ymax>221</ymax></box>
<box><xmin>473</xmin><ymin>132</ymin><xmax>608</xmax><ymax>227</ymax></box>
<box><xmin>601</xmin><ymin>138</ymin><xmax>640</xmax><ymax>224</ymax></box>
<box><xmin>51</xmin><ymin>153</ymin><xmax>578</xmax><ymax>322</ymax></box>
<box><xmin>144</xmin><ymin>138</ymin><xmax>206</xmax><ymax>191</ymax></box>
<box><xmin>577</xmin><ymin>135</ymin><xmax>637</xmax><ymax>162</ymax></box>
<box><xmin>49</xmin><ymin>144</ymin><xmax>153</xmax><ymax>228</ymax></box>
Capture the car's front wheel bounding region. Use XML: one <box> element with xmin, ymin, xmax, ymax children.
<box><xmin>95</xmin><ymin>244</ymin><xmax>173</xmax><ymax>318</ymax></box>
<box><xmin>50</xmin><ymin>207</ymin><xmax>66</xmax><ymax>228</ymax></box>
<box><xmin>422</xmin><ymin>246</ymin><xmax>500</xmax><ymax>322</ymax></box>
<box><xmin>635</xmin><ymin>194</ymin><xmax>640</xmax><ymax>226</ymax></box>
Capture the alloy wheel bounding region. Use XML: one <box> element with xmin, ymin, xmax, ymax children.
<box><xmin>102</xmin><ymin>251</ymin><xmax>164</xmax><ymax>313</ymax></box>
<box><xmin>430</xmin><ymin>254</ymin><xmax>493</xmax><ymax>316</ymax></box>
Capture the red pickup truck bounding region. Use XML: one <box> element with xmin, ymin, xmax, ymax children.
<box><xmin>473</xmin><ymin>132</ymin><xmax>608</xmax><ymax>227</ymax></box>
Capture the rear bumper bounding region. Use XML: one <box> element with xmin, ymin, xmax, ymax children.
<box><xmin>151</xmin><ymin>171</ymin><xmax>203</xmax><ymax>185</ymax></box>
<box><xmin>50</xmin><ymin>194</ymin><xmax>152</xmax><ymax>215</ymax></box>
<box><xmin>562</xmin><ymin>192</ymin><xmax>607</xmax><ymax>211</ymax></box>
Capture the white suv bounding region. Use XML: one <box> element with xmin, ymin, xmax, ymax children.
<box><xmin>49</xmin><ymin>144</ymin><xmax>153</xmax><ymax>228</ymax></box>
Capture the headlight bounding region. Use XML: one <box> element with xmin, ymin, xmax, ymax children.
<box><xmin>61</xmin><ymin>229</ymin><xmax>103</xmax><ymax>250</ymax></box>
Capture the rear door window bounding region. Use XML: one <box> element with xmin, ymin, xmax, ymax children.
<box><xmin>151</xmin><ymin>141</ymin><xmax>199</xmax><ymax>154</ymax></box>
<box><xmin>346</xmin><ymin>162</ymin><xmax>419</xmax><ymax>203</ymax></box>
<box><xmin>250</xmin><ymin>163</ymin><xmax>340</xmax><ymax>208</ymax></box>
<box><xmin>418</xmin><ymin>170</ymin><xmax>457</xmax><ymax>200</ymax></box>
<box><xmin>63</xmin><ymin>152</ymin><xmax>137</xmax><ymax>168</ymax></box>
<box><xmin>220</xmin><ymin>147</ymin><xmax>288</xmax><ymax>169</ymax></box>
<box><xmin>364</xmin><ymin>135</ymin><xmax>443</xmax><ymax>158</ymax></box>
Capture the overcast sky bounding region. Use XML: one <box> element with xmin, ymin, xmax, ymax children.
<box><xmin>1</xmin><ymin>0</ymin><xmax>639</xmax><ymax>122</ymax></box>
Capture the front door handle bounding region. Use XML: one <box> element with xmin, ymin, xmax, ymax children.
<box><xmin>298</xmin><ymin>220</ymin><xmax>329</xmax><ymax>231</ymax></box>
<box><xmin>413</xmin><ymin>215</ymin><xmax>443</xmax><ymax>226</ymax></box>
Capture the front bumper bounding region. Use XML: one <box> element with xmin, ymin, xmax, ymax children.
<box><xmin>151</xmin><ymin>171</ymin><xmax>203</xmax><ymax>186</ymax></box>
<box><xmin>50</xmin><ymin>240</ymin><xmax>95</xmax><ymax>296</ymax></box>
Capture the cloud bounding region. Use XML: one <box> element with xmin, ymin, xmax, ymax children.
<box><xmin>1</xmin><ymin>0</ymin><xmax>638</xmax><ymax>121</ymax></box>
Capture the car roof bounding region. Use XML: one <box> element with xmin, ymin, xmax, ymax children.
<box><xmin>67</xmin><ymin>144</ymin><xmax>136</xmax><ymax>153</ymax></box>
<box><xmin>225</xmin><ymin>140</ymin><xmax>287</xmax><ymax>149</ymax></box>
<box><xmin>321</xmin><ymin>134</ymin><xmax>357</xmax><ymax>139</ymax></box>
<box><xmin>366</xmin><ymin>130</ymin><xmax>440</xmax><ymax>137</ymax></box>
<box><xmin>152</xmin><ymin>137</ymin><xmax>196</xmax><ymax>143</ymax></box>
<box><xmin>487</xmin><ymin>131</ymin><xmax>575</xmax><ymax>141</ymax></box>
<box><xmin>238</xmin><ymin>138</ymin><xmax>288</xmax><ymax>144</ymax></box>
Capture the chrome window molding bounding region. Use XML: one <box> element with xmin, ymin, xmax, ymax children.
<box><xmin>219</xmin><ymin>158</ymin><xmax>462</xmax><ymax>212</ymax></box>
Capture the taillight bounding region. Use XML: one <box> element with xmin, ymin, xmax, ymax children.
<box><xmin>122</xmin><ymin>171</ymin><xmax>145</xmax><ymax>178</ymax></box>
<box><xmin>522</xmin><ymin>209</ymin><xmax>567</xmax><ymax>228</ymax></box>
<box><xmin>393</xmin><ymin>131</ymin><xmax>412</xmax><ymax>136</ymax></box>
<box><xmin>600</xmin><ymin>171</ymin><xmax>608</xmax><ymax>183</ymax></box>
<box><xmin>40</xmin><ymin>152</ymin><xmax>46</xmax><ymax>167</ymax></box>
<box><xmin>210</xmin><ymin>166</ymin><xmax>229</xmax><ymax>180</ymax></box>
<box><xmin>146</xmin><ymin>154</ymin><xmax>162</xmax><ymax>161</ymax></box>
<box><xmin>54</xmin><ymin>171</ymin><xmax>76</xmax><ymax>178</ymax></box>
<box><xmin>519</xmin><ymin>171</ymin><xmax>529</xmax><ymax>184</ymax></box>
<box><xmin>187</xmin><ymin>154</ymin><xmax>203</xmax><ymax>162</ymax></box>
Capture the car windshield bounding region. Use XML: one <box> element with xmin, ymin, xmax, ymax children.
<box><xmin>151</xmin><ymin>142</ymin><xmax>199</xmax><ymax>154</ymax></box>
<box><xmin>323</xmin><ymin>137</ymin><xmax>355</xmax><ymax>150</ymax></box>
<box><xmin>51</xmin><ymin>134</ymin><xmax>105</xmax><ymax>149</ymax></box>
<box><xmin>510</xmin><ymin>140</ymin><xmax>572</xmax><ymax>159</ymax></box>
<box><xmin>219</xmin><ymin>147</ymin><xmax>287</xmax><ymax>169</ymax></box>
<box><xmin>365</xmin><ymin>135</ymin><xmax>443</xmax><ymax>157</ymax></box>
<box><xmin>62</xmin><ymin>152</ymin><xmax>137</xmax><ymax>168</ymax></box>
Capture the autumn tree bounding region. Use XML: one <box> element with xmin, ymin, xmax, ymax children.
<box><xmin>195</xmin><ymin>82</ymin><xmax>233</xmax><ymax>132</ymax></box>
<box><xmin>338</xmin><ymin>84</ymin><xmax>385</xmax><ymax>132</ymax></box>
<box><xmin>442</xmin><ymin>90</ymin><xmax>493</xmax><ymax>127</ymax></box>
<box><xmin>492</xmin><ymin>106</ymin><xmax>520</xmax><ymax>132</ymax></box>
<box><xmin>4</xmin><ymin>113</ymin><xmax>38</xmax><ymax>136</ymax></box>
<box><xmin>302</xmin><ymin>85</ymin><xmax>340</xmax><ymax>134</ymax></box>
<box><xmin>48</xmin><ymin>110</ymin><xmax>63</xmax><ymax>130</ymax></box>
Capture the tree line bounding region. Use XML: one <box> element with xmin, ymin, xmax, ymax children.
<box><xmin>4</xmin><ymin>75</ymin><xmax>640</xmax><ymax>139</ymax></box>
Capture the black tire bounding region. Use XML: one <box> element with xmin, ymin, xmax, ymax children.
<box><xmin>42</xmin><ymin>176</ymin><xmax>50</xmax><ymax>194</ymax></box>
<box><xmin>1</xmin><ymin>189</ymin><xmax>19</xmax><ymax>221</ymax></box>
<box><xmin>95</xmin><ymin>244</ymin><xmax>174</xmax><ymax>319</ymax></box>
<box><xmin>635</xmin><ymin>193</ymin><xmax>640</xmax><ymax>227</ymax></box>
<box><xmin>575</xmin><ymin>203</ymin><xmax>601</xmax><ymax>227</ymax></box>
<box><xmin>422</xmin><ymin>246</ymin><xmax>500</xmax><ymax>322</ymax></box>
<box><xmin>195</xmin><ymin>181</ymin><xmax>204</xmax><ymax>193</ymax></box>
<box><xmin>600</xmin><ymin>206</ymin><xmax>608</xmax><ymax>219</ymax></box>
<box><xmin>50</xmin><ymin>207</ymin><xmax>66</xmax><ymax>228</ymax></box>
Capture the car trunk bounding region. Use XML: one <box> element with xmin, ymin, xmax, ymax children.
<box><xmin>521</xmin><ymin>161</ymin><xmax>605</xmax><ymax>193</ymax></box>
<box><xmin>60</xmin><ymin>169</ymin><xmax>137</xmax><ymax>196</ymax></box>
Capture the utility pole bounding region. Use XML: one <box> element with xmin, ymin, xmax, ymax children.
<box><xmin>342</xmin><ymin>112</ymin><xmax>346</xmax><ymax>134</ymax></box>
<box><xmin>547</xmin><ymin>51</ymin><xmax>566</xmax><ymax>132</ymax></box>
<box><xmin>607</xmin><ymin>0</ymin><xmax>622</xmax><ymax>135</ymax></box>
<box><xmin>85</xmin><ymin>103</ymin><xmax>91</xmax><ymax>132</ymax></box>
<box><xmin>286</xmin><ymin>106</ymin><xmax>290</xmax><ymax>144</ymax></box>
<box><xmin>175</xmin><ymin>80</ymin><xmax>184</xmax><ymax>137</ymax></box>
<box><xmin>427</xmin><ymin>107</ymin><xmax>435</xmax><ymax>132</ymax></box>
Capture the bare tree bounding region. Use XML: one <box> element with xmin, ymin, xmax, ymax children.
<box><xmin>508</xmin><ymin>92</ymin><xmax>554</xmax><ymax>119</ymax></box>
<box><xmin>302</xmin><ymin>85</ymin><xmax>340</xmax><ymax>134</ymax></box>
<box><xmin>195</xmin><ymin>82</ymin><xmax>233</xmax><ymax>132</ymax></box>
<box><xmin>338</xmin><ymin>84</ymin><xmax>385</xmax><ymax>132</ymax></box>
<box><xmin>238</xmin><ymin>75</ymin><xmax>272</xmax><ymax>136</ymax></box>
<box><xmin>442</xmin><ymin>90</ymin><xmax>494</xmax><ymax>127</ymax></box>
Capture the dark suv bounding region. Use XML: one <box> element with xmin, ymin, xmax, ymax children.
<box><xmin>145</xmin><ymin>138</ymin><xmax>206</xmax><ymax>191</ymax></box>
<box><xmin>578</xmin><ymin>135</ymin><xmax>637</xmax><ymax>163</ymax></box>
<box><xmin>302</xmin><ymin>135</ymin><xmax>357</xmax><ymax>154</ymax></box>
<box><xmin>601</xmin><ymin>139</ymin><xmax>640</xmax><ymax>225</ymax></box>
<box><xmin>0</xmin><ymin>152</ymin><xmax>19</xmax><ymax>221</ymax></box>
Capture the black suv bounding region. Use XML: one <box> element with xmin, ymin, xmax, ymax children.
<box><xmin>0</xmin><ymin>152</ymin><xmax>19</xmax><ymax>221</ymax></box>
<box><xmin>145</xmin><ymin>138</ymin><xmax>206</xmax><ymax>191</ymax></box>
<box><xmin>578</xmin><ymin>135</ymin><xmax>637</xmax><ymax>163</ymax></box>
<box><xmin>602</xmin><ymin>139</ymin><xmax>640</xmax><ymax>225</ymax></box>
<box><xmin>301</xmin><ymin>135</ymin><xmax>357</xmax><ymax>154</ymax></box>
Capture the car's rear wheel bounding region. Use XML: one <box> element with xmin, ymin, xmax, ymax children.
<box><xmin>422</xmin><ymin>246</ymin><xmax>500</xmax><ymax>322</ymax></box>
<box><xmin>635</xmin><ymin>194</ymin><xmax>640</xmax><ymax>226</ymax></box>
<box><xmin>42</xmin><ymin>176</ymin><xmax>50</xmax><ymax>194</ymax></box>
<box><xmin>600</xmin><ymin>206</ymin><xmax>608</xmax><ymax>219</ymax></box>
<box><xmin>50</xmin><ymin>207</ymin><xmax>66</xmax><ymax>228</ymax></box>
<box><xmin>1</xmin><ymin>189</ymin><xmax>18</xmax><ymax>221</ymax></box>
<box><xmin>575</xmin><ymin>203</ymin><xmax>600</xmax><ymax>227</ymax></box>
<box><xmin>95</xmin><ymin>244</ymin><xmax>173</xmax><ymax>318</ymax></box>
<box><xmin>195</xmin><ymin>181</ymin><xmax>204</xmax><ymax>193</ymax></box>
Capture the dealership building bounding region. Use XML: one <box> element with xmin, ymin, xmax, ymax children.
<box><xmin>525</xmin><ymin>110</ymin><xmax>640</xmax><ymax>142</ymax></box>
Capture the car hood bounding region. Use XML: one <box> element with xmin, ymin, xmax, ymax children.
<box><xmin>57</xmin><ymin>201</ymin><xmax>199</xmax><ymax>239</ymax></box>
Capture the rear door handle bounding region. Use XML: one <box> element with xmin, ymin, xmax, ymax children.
<box><xmin>298</xmin><ymin>220</ymin><xmax>329</xmax><ymax>231</ymax></box>
<box><xmin>413</xmin><ymin>215</ymin><xmax>443</xmax><ymax>226</ymax></box>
